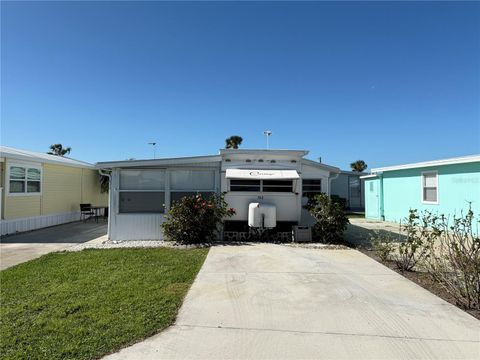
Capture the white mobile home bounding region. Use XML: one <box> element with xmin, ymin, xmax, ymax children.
<box><xmin>97</xmin><ymin>149</ymin><xmax>340</xmax><ymax>241</ymax></box>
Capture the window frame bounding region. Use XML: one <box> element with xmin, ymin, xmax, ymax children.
<box><xmin>421</xmin><ymin>171</ymin><xmax>439</xmax><ymax>205</ymax></box>
<box><xmin>7</xmin><ymin>163</ymin><xmax>42</xmax><ymax>196</ymax></box>
<box><xmin>118</xmin><ymin>168</ymin><xmax>166</xmax><ymax>214</ymax></box>
<box><xmin>302</xmin><ymin>178</ymin><xmax>322</xmax><ymax>198</ymax></box>
<box><xmin>169</xmin><ymin>169</ymin><xmax>217</xmax><ymax>206</ymax></box>
<box><xmin>229</xmin><ymin>179</ymin><xmax>295</xmax><ymax>193</ymax></box>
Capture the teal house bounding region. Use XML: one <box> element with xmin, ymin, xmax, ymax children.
<box><xmin>362</xmin><ymin>155</ymin><xmax>480</xmax><ymax>223</ymax></box>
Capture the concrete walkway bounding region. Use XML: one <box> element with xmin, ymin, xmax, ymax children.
<box><xmin>345</xmin><ymin>217</ymin><xmax>405</xmax><ymax>248</ymax></box>
<box><xmin>105</xmin><ymin>244</ymin><xmax>479</xmax><ymax>360</ymax></box>
<box><xmin>0</xmin><ymin>221</ymin><xmax>107</xmax><ymax>270</ymax></box>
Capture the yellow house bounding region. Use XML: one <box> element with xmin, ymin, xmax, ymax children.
<box><xmin>0</xmin><ymin>146</ymin><xmax>107</xmax><ymax>236</ymax></box>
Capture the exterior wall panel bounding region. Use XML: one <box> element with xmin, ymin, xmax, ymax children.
<box><xmin>382</xmin><ymin>163</ymin><xmax>480</xmax><ymax>223</ymax></box>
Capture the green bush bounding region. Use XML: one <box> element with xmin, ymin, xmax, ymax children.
<box><xmin>161</xmin><ymin>193</ymin><xmax>235</xmax><ymax>244</ymax></box>
<box><xmin>370</xmin><ymin>231</ymin><xmax>395</xmax><ymax>263</ymax></box>
<box><xmin>305</xmin><ymin>193</ymin><xmax>349</xmax><ymax>243</ymax></box>
<box><xmin>424</xmin><ymin>207</ymin><xmax>480</xmax><ymax>310</ymax></box>
<box><xmin>393</xmin><ymin>209</ymin><xmax>439</xmax><ymax>271</ymax></box>
<box><xmin>330</xmin><ymin>194</ymin><xmax>347</xmax><ymax>209</ymax></box>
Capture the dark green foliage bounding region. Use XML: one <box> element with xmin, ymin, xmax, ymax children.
<box><xmin>350</xmin><ymin>160</ymin><xmax>367</xmax><ymax>172</ymax></box>
<box><xmin>225</xmin><ymin>135</ymin><xmax>243</xmax><ymax>149</ymax></box>
<box><xmin>305</xmin><ymin>193</ymin><xmax>350</xmax><ymax>243</ymax></box>
<box><xmin>161</xmin><ymin>193</ymin><xmax>236</xmax><ymax>244</ymax></box>
<box><xmin>47</xmin><ymin>144</ymin><xmax>71</xmax><ymax>156</ymax></box>
<box><xmin>0</xmin><ymin>248</ymin><xmax>208</xmax><ymax>360</ymax></box>
<box><xmin>330</xmin><ymin>195</ymin><xmax>347</xmax><ymax>209</ymax></box>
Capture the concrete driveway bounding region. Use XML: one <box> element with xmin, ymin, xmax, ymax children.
<box><xmin>0</xmin><ymin>221</ymin><xmax>107</xmax><ymax>270</ymax></box>
<box><xmin>105</xmin><ymin>244</ymin><xmax>479</xmax><ymax>360</ymax></box>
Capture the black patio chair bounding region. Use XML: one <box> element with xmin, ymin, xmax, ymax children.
<box><xmin>80</xmin><ymin>203</ymin><xmax>94</xmax><ymax>222</ymax></box>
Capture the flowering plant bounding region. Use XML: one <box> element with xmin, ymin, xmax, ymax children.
<box><xmin>162</xmin><ymin>193</ymin><xmax>235</xmax><ymax>244</ymax></box>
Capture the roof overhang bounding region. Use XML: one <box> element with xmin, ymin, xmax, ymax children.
<box><xmin>371</xmin><ymin>154</ymin><xmax>480</xmax><ymax>173</ymax></box>
<box><xmin>96</xmin><ymin>155</ymin><xmax>221</xmax><ymax>169</ymax></box>
<box><xmin>360</xmin><ymin>174</ymin><xmax>379</xmax><ymax>179</ymax></box>
<box><xmin>301</xmin><ymin>158</ymin><xmax>341</xmax><ymax>173</ymax></box>
<box><xmin>226</xmin><ymin>168</ymin><xmax>300</xmax><ymax>180</ymax></box>
<box><xmin>220</xmin><ymin>149</ymin><xmax>309</xmax><ymax>157</ymax></box>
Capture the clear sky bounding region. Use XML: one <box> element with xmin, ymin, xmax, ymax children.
<box><xmin>2</xmin><ymin>1</ymin><xmax>479</xmax><ymax>169</ymax></box>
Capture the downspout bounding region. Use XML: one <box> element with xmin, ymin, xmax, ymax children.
<box><xmin>328</xmin><ymin>171</ymin><xmax>340</xmax><ymax>196</ymax></box>
<box><xmin>98</xmin><ymin>169</ymin><xmax>112</xmax><ymax>239</ymax></box>
<box><xmin>378</xmin><ymin>172</ymin><xmax>385</xmax><ymax>221</ymax></box>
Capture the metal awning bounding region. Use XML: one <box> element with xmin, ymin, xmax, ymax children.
<box><xmin>225</xmin><ymin>169</ymin><xmax>300</xmax><ymax>180</ymax></box>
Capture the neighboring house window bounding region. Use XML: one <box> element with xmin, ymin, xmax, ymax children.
<box><xmin>302</xmin><ymin>179</ymin><xmax>322</xmax><ymax>198</ymax></box>
<box><xmin>229</xmin><ymin>179</ymin><xmax>293</xmax><ymax>192</ymax></box>
<box><xmin>119</xmin><ymin>169</ymin><xmax>166</xmax><ymax>213</ymax></box>
<box><xmin>9</xmin><ymin>165</ymin><xmax>41</xmax><ymax>194</ymax></box>
<box><xmin>422</xmin><ymin>171</ymin><xmax>438</xmax><ymax>203</ymax></box>
<box><xmin>170</xmin><ymin>170</ymin><xmax>216</xmax><ymax>205</ymax></box>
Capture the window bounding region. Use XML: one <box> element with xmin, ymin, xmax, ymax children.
<box><xmin>9</xmin><ymin>165</ymin><xmax>41</xmax><ymax>194</ymax></box>
<box><xmin>262</xmin><ymin>180</ymin><xmax>293</xmax><ymax>192</ymax></box>
<box><xmin>119</xmin><ymin>169</ymin><xmax>165</xmax><ymax>213</ymax></box>
<box><xmin>230</xmin><ymin>179</ymin><xmax>261</xmax><ymax>192</ymax></box>
<box><xmin>119</xmin><ymin>192</ymin><xmax>165</xmax><ymax>213</ymax></box>
<box><xmin>169</xmin><ymin>170</ymin><xmax>216</xmax><ymax>206</ymax></box>
<box><xmin>422</xmin><ymin>172</ymin><xmax>438</xmax><ymax>203</ymax></box>
<box><xmin>302</xmin><ymin>179</ymin><xmax>322</xmax><ymax>198</ymax></box>
<box><xmin>229</xmin><ymin>179</ymin><xmax>294</xmax><ymax>192</ymax></box>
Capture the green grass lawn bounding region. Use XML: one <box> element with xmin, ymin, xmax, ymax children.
<box><xmin>0</xmin><ymin>247</ymin><xmax>208</xmax><ymax>360</ymax></box>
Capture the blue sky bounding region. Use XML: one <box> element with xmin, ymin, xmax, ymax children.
<box><xmin>2</xmin><ymin>1</ymin><xmax>479</xmax><ymax>169</ymax></box>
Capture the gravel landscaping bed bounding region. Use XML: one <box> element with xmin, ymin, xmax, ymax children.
<box><xmin>68</xmin><ymin>240</ymin><xmax>209</xmax><ymax>251</ymax></box>
<box><xmin>69</xmin><ymin>239</ymin><xmax>351</xmax><ymax>252</ymax></box>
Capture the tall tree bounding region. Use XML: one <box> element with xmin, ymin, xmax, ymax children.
<box><xmin>48</xmin><ymin>144</ymin><xmax>72</xmax><ymax>156</ymax></box>
<box><xmin>225</xmin><ymin>135</ymin><xmax>243</xmax><ymax>149</ymax></box>
<box><xmin>350</xmin><ymin>160</ymin><xmax>367</xmax><ymax>172</ymax></box>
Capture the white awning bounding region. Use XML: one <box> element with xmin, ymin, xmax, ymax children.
<box><xmin>226</xmin><ymin>169</ymin><xmax>300</xmax><ymax>180</ymax></box>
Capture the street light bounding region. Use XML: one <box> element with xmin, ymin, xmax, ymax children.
<box><xmin>148</xmin><ymin>142</ymin><xmax>157</xmax><ymax>159</ymax></box>
<box><xmin>263</xmin><ymin>130</ymin><xmax>272</xmax><ymax>149</ymax></box>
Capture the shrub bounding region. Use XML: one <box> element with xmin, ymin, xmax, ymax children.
<box><xmin>424</xmin><ymin>207</ymin><xmax>480</xmax><ymax>310</ymax></box>
<box><xmin>370</xmin><ymin>231</ymin><xmax>395</xmax><ymax>263</ymax></box>
<box><xmin>305</xmin><ymin>193</ymin><xmax>349</xmax><ymax>243</ymax></box>
<box><xmin>393</xmin><ymin>209</ymin><xmax>440</xmax><ymax>272</ymax></box>
<box><xmin>330</xmin><ymin>195</ymin><xmax>347</xmax><ymax>210</ymax></box>
<box><xmin>161</xmin><ymin>193</ymin><xmax>235</xmax><ymax>244</ymax></box>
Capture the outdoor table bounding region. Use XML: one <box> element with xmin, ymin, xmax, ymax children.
<box><xmin>90</xmin><ymin>206</ymin><xmax>107</xmax><ymax>223</ymax></box>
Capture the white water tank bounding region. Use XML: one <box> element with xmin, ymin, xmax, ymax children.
<box><xmin>248</xmin><ymin>203</ymin><xmax>277</xmax><ymax>229</ymax></box>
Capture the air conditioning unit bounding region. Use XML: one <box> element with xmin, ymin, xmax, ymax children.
<box><xmin>292</xmin><ymin>226</ymin><xmax>312</xmax><ymax>242</ymax></box>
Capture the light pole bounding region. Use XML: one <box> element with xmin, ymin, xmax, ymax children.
<box><xmin>263</xmin><ymin>130</ymin><xmax>272</xmax><ymax>149</ymax></box>
<box><xmin>148</xmin><ymin>142</ymin><xmax>157</xmax><ymax>159</ymax></box>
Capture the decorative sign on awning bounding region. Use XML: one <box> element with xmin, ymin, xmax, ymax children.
<box><xmin>225</xmin><ymin>169</ymin><xmax>300</xmax><ymax>180</ymax></box>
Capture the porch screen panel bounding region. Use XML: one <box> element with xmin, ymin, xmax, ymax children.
<box><xmin>170</xmin><ymin>170</ymin><xmax>215</xmax><ymax>190</ymax></box>
<box><xmin>119</xmin><ymin>169</ymin><xmax>166</xmax><ymax>213</ymax></box>
<box><xmin>120</xmin><ymin>169</ymin><xmax>165</xmax><ymax>190</ymax></box>
<box><xmin>170</xmin><ymin>170</ymin><xmax>216</xmax><ymax>206</ymax></box>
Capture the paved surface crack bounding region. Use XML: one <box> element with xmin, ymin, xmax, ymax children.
<box><xmin>175</xmin><ymin>323</ymin><xmax>480</xmax><ymax>344</ymax></box>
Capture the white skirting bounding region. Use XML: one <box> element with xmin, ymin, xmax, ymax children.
<box><xmin>0</xmin><ymin>211</ymin><xmax>81</xmax><ymax>236</ymax></box>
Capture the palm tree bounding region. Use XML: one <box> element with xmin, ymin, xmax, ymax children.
<box><xmin>225</xmin><ymin>136</ymin><xmax>243</xmax><ymax>149</ymax></box>
<box><xmin>350</xmin><ymin>160</ymin><xmax>367</xmax><ymax>172</ymax></box>
<box><xmin>48</xmin><ymin>144</ymin><xmax>72</xmax><ymax>156</ymax></box>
